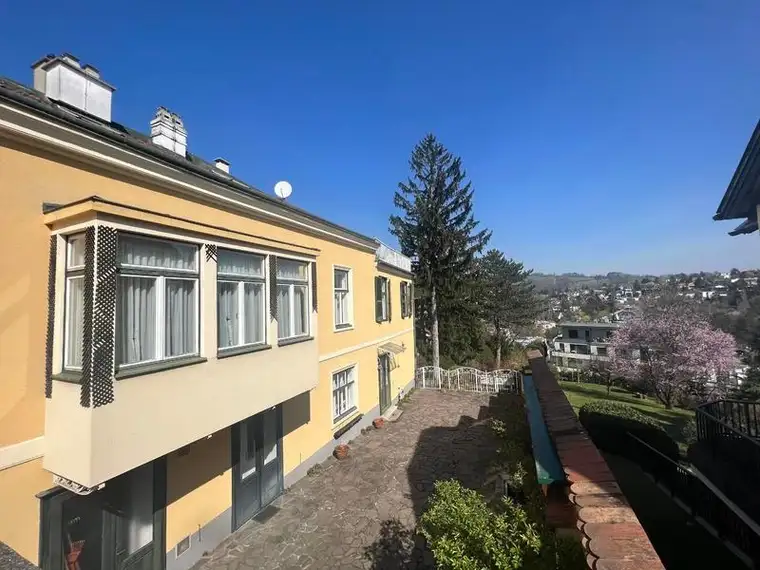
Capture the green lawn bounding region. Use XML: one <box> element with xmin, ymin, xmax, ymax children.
<box><xmin>558</xmin><ymin>381</ymin><xmax>694</xmax><ymax>448</ymax></box>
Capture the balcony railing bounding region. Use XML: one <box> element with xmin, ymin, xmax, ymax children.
<box><xmin>627</xmin><ymin>432</ymin><xmax>760</xmax><ymax>565</ymax></box>
<box><xmin>699</xmin><ymin>399</ymin><xmax>760</xmax><ymax>438</ymax></box>
<box><xmin>695</xmin><ymin>400</ymin><xmax>760</xmax><ymax>476</ymax></box>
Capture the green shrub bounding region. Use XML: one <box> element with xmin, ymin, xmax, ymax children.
<box><xmin>419</xmin><ymin>479</ymin><xmax>541</xmax><ymax>570</ymax></box>
<box><xmin>579</xmin><ymin>401</ymin><xmax>679</xmax><ymax>460</ymax></box>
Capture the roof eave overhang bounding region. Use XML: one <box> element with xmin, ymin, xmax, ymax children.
<box><xmin>714</xmin><ymin>119</ymin><xmax>760</xmax><ymax>223</ymax></box>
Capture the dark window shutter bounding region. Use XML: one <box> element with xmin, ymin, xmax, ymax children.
<box><xmin>387</xmin><ymin>279</ymin><xmax>392</xmax><ymax>322</ymax></box>
<box><xmin>400</xmin><ymin>282</ymin><xmax>407</xmax><ymax>318</ymax></box>
<box><xmin>311</xmin><ymin>262</ymin><xmax>318</xmax><ymax>312</ymax></box>
<box><xmin>409</xmin><ymin>283</ymin><xmax>414</xmax><ymax>317</ymax></box>
<box><xmin>375</xmin><ymin>276</ymin><xmax>383</xmax><ymax>322</ymax></box>
<box><xmin>269</xmin><ymin>256</ymin><xmax>278</xmax><ymax>320</ymax></box>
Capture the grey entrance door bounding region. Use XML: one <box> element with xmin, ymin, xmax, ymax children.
<box><xmin>233</xmin><ymin>406</ymin><xmax>283</xmax><ymax>529</ymax></box>
<box><xmin>40</xmin><ymin>460</ymin><xmax>165</xmax><ymax>570</ymax></box>
<box><xmin>378</xmin><ymin>354</ymin><xmax>392</xmax><ymax>413</ymax></box>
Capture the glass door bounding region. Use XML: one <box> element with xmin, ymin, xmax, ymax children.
<box><xmin>260</xmin><ymin>407</ymin><xmax>282</xmax><ymax>507</ymax></box>
<box><xmin>41</xmin><ymin>460</ymin><xmax>164</xmax><ymax>570</ymax></box>
<box><xmin>378</xmin><ymin>354</ymin><xmax>392</xmax><ymax>413</ymax></box>
<box><xmin>234</xmin><ymin>416</ymin><xmax>262</xmax><ymax>527</ymax></box>
<box><xmin>233</xmin><ymin>407</ymin><xmax>283</xmax><ymax>529</ymax></box>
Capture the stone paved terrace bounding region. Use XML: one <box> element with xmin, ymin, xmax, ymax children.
<box><xmin>193</xmin><ymin>390</ymin><xmax>500</xmax><ymax>570</ymax></box>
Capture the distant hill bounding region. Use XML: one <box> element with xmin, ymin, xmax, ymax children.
<box><xmin>530</xmin><ymin>272</ymin><xmax>649</xmax><ymax>292</ymax></box>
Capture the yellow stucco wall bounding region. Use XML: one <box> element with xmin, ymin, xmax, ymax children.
<box><xmin>0</xmin><ymin>459</ymin><xmax>54</xmax><ymax>564</ymax></box>
<box><xmin>0</xmin><ymin>125</ymin><xmax>414</xmax><ymax>561</ymax></box>
<box><xmin>165</xmin><ymin>428</ymin><xmax>232</xmax><ymax>551</ymax></box>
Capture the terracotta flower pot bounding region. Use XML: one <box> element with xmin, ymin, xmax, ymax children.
<box><xmin>373</xmin><ymin>418</ymin><xmax>385</xmax><ymax>429</ymax></box>
<box><xmin>333</xmin><ymin>444</ymin><xmax>349</xmax><ymax>460</ymax></box>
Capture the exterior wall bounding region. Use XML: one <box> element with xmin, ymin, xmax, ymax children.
<box><xmin>0</xmin><ymin>458</ymin><xmax>53</xmax><ymax>564</ymax></box>
<box><xmin>165</xmin><ymin>428</ymin><xmax>232</xmax><ymax>562</ymax></box>
<box><xmin>0</xmin><ymin>115</ymin><xmax>414</xmax><ymax>565</ymax></box>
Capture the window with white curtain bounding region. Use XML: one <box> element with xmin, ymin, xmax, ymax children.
<box><xmin>334</xmin><ymin>267</ymin><xmax>352</xmax><ymax>329</ymax></box>
<box><xmin>276</xmin><ymin>259</ymin><xmax>309</xmax><ymax>340</ymax></box>
<box><xmin>63</xmin><ymin>234</ymin><xmax>86</xmax><ymax>370</ymax></box>
<box><xmin>116</xmin><ymin>235</ymin><xmax>199</xmax><ymax>367</ymax></box>
<box><xmin>217</xmin><ymin>249</ymin><xmax>266</xmax><ymax>350</ymax></box>
<box><xmin>332</xmin><ymin>365</ymin><xmax>357</xmax><ymax>422</ymax></box>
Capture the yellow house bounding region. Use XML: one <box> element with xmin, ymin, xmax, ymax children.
<box><xmin>0</xmin><ymin>54</ymin><xmax>415</xmax><ymax>570</ymax></box>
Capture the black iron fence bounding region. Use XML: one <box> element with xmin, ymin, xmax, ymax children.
<box><xmin>695</xmin><ymin>402</ymin><xmax>760</xmax><ymax>478</ymax></box>
<box><xmin>700</xmin><ymin>400</ymin><xmax>760</xmax><ymax>438</ymax></box>
<box><xmin>627</xmin><ymin>432</ymin><xmax>760</xmax><ymax>565</ymax></box>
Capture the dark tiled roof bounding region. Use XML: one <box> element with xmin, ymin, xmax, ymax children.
<box><xmin>0</xmin><ymin>542</ymin><xmax>38</xmax><ymax>569</ymax></box>
<box><xmin>0</xmin><ymin>77</ymin><xmax>378</xmax><ymax>248</ymax></box>
<box><xmin>527</xmin><ymin>351</ymin><xmax>665</xmax><ymax>570</ymax></box>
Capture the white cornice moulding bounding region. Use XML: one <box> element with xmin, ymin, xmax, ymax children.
<box><xmin>0</xmin><ymin>436</ymin><xmax>44</xmax><ymax>471</ymax></box>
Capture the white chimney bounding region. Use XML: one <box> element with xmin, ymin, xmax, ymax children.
<box><xmin>214</xmin><ymin>158</ymin><xmax>230</xmax><ymax>173</ymax></box>
<box><xmin>31</xmin><ymin>53</ymin><xmax>115</xmax><ymax>122</ymax></box>
<box><xmin>150</xmin><ymin>107</ymin><xmax>187</xmax><ymax>157</ymax></box>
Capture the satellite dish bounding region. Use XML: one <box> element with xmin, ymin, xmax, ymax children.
<box><xmin>274</xmin><ymin>180</ymin><xmax>293</xmax><ymax>200</ymax></box>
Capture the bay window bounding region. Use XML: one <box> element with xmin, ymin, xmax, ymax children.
<box><xmin>334</xmin><ymin>267</ymin><xmax>352</xmax><ymax>329</ymax></box>
<box><xmin>217</xmin><ymin>249</ymin><xmax>266</xmax><ymax>350</ymax></box>
<box><xmin>332</xmin><ymin>365</ymin><xmax>357</xmax><ymax>422</ymax></box>
<box><xmin>276</xmin><ymin>259</ymin><xmax>309</xmax><ymax>340</ymax></box>
<box><xmin>63</xmin><ymin>234</ymin><xmax>85</xmax><ymax>370</ymax></box>
<box><xmin>116</xmin><ymin>235</ymin><xmax>199</xmax><ymax>367</ymax></box>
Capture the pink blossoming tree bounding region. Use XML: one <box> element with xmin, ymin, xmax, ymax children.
<box><xmin>610</xmin><ymin>305</ymin><xmax>739</xmax><ymax>408</ymax></box>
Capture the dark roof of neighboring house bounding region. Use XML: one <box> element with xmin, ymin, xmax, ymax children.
<box><xmin>0</xmin><ymin>76</ymin><xmax>378</xmax><ymax>249</ymax></box>
<box><xmin>559</xmin><ymin>322</ymin><xmax>619</xmax><ymax>329</ymax></box>
<box><xmin>0</xmin><ymin>542</ymin><xmax>37</xmax><ymax>569</ymax></box>
<box><xmin>714</xmin><ymin>119</ymin><xmax>760</xmax><ymax>235</ymax></box>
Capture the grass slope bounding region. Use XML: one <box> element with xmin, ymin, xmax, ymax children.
<box><xmin>558</xmin><ymin>381</ymin><xmax>693</xmax><ymax>448</ymax></box>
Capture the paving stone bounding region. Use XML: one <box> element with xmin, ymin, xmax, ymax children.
<box><xmin>193</xmin><ymin>390</ymin><xmax>498</xmax><ymax>570</ymax></box>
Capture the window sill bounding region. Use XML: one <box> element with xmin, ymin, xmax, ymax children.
<box><xmin>333</xmin><ymin>410</ymin><xmax>362</xmax><ymax>439</ymax></box>
<box><xmin>217</xmin><ymin>344</ymin><xmax>272</xmax><ymax>359</ymax></box>
<box><xmin>334</xmin><ymin>324</ymin><xmax>354</xmax><ymax>333</ymax></box>
<box><xmin>332</xmin><ymin>407</ymin><xmax>359</xmax><ymax>428</ymax></box>
<box><xmin>116</xmin><ymin>355</ymin><xmax>207</xmax><ymax>380</ymax></box>
<box><xmin>277</xmin><ymin>335</ymin><xmax>314</xmax><ymax>348</ymax></box>
<box><xmin>51</xmin><ymin>370</ymin><xmax>83</xmax><ymax>384</ymax></box>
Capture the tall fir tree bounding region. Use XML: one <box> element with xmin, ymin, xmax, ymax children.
<box><xmin>479</xmin><ymin>250</ymin><xmax>545</xmax><ymax>368</ymax></box>
<box><xmin>390</xmin><ymin>134</ymin><xmax>491</xmax><ymax>370</ymax></box>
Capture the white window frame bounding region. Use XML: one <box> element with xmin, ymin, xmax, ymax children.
<box><xmin>63</xmin><ymin>234</ymin><xmax>86</xmax><ymax>371</ymax></box>
<box><xmin>217</xmin><ymin>250</ymin><xmax>267</xmax><ymax>351</ymax></box>
<box><xmin>116</xmin><ymin>235</ymin><xmax>200</xmax><ymax>369</ymax></box>
<box><xmin>377</xmin><ymin>277</ymin><xmax>389</xmax><ymax>322</ymax></box>
<box><xmin>331</xmin><ymin>364</ymin><xmax>359</xmax><ymax>424</ymax></box>
<box><xmin>333</xmin><ymin>265</ymin><xmax>353</xmax><ymax>331</ymax></box>
<box><xmin>277</xmin><ymin>258</ymin><xmax>310</xmax><ymax>341</ymax></box>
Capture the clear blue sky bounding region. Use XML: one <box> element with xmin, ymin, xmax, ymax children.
<box><xmin>2</xmin><ymin>1</ymin><xmax>760</xmax><ymax>275</ymax></box>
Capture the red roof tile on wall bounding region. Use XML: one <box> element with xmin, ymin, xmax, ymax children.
<box><xmin>527</xmin><ymin>350</ymin><xmax>665</xmax><ymax>570</ymax></box>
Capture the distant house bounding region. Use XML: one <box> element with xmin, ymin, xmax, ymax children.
<box><xmin>548</xmin><ymin>322</ymin><xmax>619</xmax><ymax>371</ymax></box>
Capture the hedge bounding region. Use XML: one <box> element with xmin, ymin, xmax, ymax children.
<box><xmin>578</xmin><ymin>401</ymin><xmax>679</xmax><ymax>461</ymax></box>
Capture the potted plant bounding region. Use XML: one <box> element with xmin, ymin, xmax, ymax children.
<box><xmin>333</xmin><ymin>443</ymin><xmax>349</xmax><ymax>460</ymax></box>
<box><xmin>372</xmin><ymin>417</ymin><xmax>385</xmax><ymax>429</ymax></box>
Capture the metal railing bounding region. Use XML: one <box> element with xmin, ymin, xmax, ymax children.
<box><xmin>415</xmin><ymin>366</ymin><xmax>521</xmax><ymax>394</ymax></box>
<box><xmin>700</xmin><ymin>400</ymin><xmax>760</xmax><ymax>439</ymax></box>
<box><xmin>627</xmin><ymin>432</ymin><xmax>760</xmax><ymax>565</ymax></box>
<box><xmin>695</xmin><ymin>402</ymin><xmax>760</xmax><ymax>477</ymax></box>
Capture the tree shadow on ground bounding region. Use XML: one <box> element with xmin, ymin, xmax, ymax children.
<box><xmin>362</xmin><ymin>519</ymin><xmax>423</xmax><ymax>570</ymax></box>
<box><xmin>363</xmin><ymin>393</ymin><xmax>505</xmax><ymax>569</ymax></box>
<box><xmin>407</xmin><ymin>402</ymin><xmax>501</xmax><ymax>520</ymax></box>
